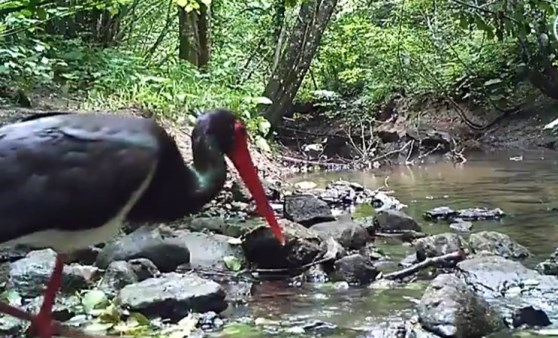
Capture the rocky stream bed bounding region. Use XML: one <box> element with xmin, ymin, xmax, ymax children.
<box><xmin>1</xmin><ymin>173</ymin><xmax>558</xmax><ymax>338</ymax></box>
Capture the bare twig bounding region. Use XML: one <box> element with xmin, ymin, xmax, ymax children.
<box><xmin>381</xmin><ymin>251</ymin><xmax>466</xmax><ymax>280</ymax></box>
<box><xmin>367</xmin><ymin>140</ymin><xmax>413</xmax><ymax>163</ymax></box>
<box><xmin>254</xmin><ymin>255</ymin><xmax>333</xmax><ymax>273</ymax></box>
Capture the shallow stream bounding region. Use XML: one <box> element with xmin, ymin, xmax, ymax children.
<box><xmin>214</xmin><ymin>150</ymin><xmax>558</xmax><ymax>337</ymax></box>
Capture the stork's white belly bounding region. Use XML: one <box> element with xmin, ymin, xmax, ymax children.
<box><xmin>0</xmin><ymin>164</ymin><xmax>156</xmax><ymax>254</ymax></box>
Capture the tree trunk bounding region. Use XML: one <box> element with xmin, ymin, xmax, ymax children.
<box><xmin>178</xmin><ymin>2</ymin><xmax>211</xmax><ymax>69</ymax></box>
<box><xmin>197</xmin><ymin>3</ymin><xmax>211</xmax><ymax>69</ymax></box>
<box><xmin>261</xmin><ymin>0</ymin><xmax>338</xmax><ymax>130</ymax></box>
<box><xmin>178</xmin><ymin>6</ymin><xmax>199</xmax><ymax>65</ymax></box>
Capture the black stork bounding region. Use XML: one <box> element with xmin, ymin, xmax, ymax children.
<box><xmin>0</xmin><ymin>109</ymin><xmax>286</xmax><ymax>338</ymax></box>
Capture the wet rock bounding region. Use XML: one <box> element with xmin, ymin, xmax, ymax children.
<box><xmin>222</xmin><ymin>280</ymin><xmax>253</xmax><ymax>302</ymax></box>
<box><xmin>400</xmin><ymin>254</ymin><xmax>418</xmax><ymax>268</ymax></box>
<box><xmin>414</xmin><ymin>233</ymin><xmax>467</xmax><ymax>261</ymax></box>
<box><xmin>424</xmin><ymin>207</ymin><xmax>458</xmax><ymax>221</ymax></box>
<box><xmin>117</xmin><ymin>272</ymin><xmax>227</xmax><ymax>321</ymax></box>
<box><xmin>241</xmin><ymin>219</ymin><xmax>326</xmax><ymax>270</ymax></box>
<box><xmin>321</xmin><ymin>236</ymin><xmax>347</xmax><ymax>261</ymax></box>
<box><xmin>400</xmin><ymin>230</ymin><xmax>428</xmax><ymax>242</ymax></box>
<box><xmin>309</xmin><ymin>218</ymin><xmax>370</xmax><ymax>250</ymax></box>
<box><xmin>98</xmin><ymin>261</ymin><xmax>138</xmax><ymax>297</ymax></box>
<box><xmin>96</xmin><ymin>226</ymin><xmax>190</xmax><ymax>272</ymax></box>
<box><xmin>457</xmin><ymin>207</ymin><xmax>505</xmax><ymax>221</ymax></box>
<box><xmin>371</xmin><ymin>191</ymin><xmax>407</xmax><ymax>211</ymax></box>
<box><xmin>284</xmin><ymin>195</ymin><xmax>335</xmax><ymax>226</ymax></box>
<box><xmin>456</xmin><ymin>255</ymin><xmax>558</xmax><ymax>324</ymax></box>
<box><xmin>174</xmin><ymin>231</ymin><xmax>244</xmax><ymax>271</ymax></box>
<box><xmin>351</xmin><ymin>215</ymin><xmax>374</xmax><ymax>233</ymax></box>
<box><xmin>304</xmin><ymin>264</ymin><xmax>329</xmax><ymax>283</ymax></box>
<box><xmin>70</xmin><ymin>246</ymin><xmax>102</xmax><ymax>265</ymax></box>
<box><xmin>359</xmin><ymin>243</ymin><xmax>386</xmax><ymax>261</ymax></box>
<box><xmin>294</xmin><ymin>181</ymin><xmax>317</xmax><ymax>190</ymax></box>
<box><xmin>0</xmin><ymin>246</ymin><xmax>33</xmax><ymax>263</ymax></box>
<box><xmin>535</xmin><ymin>247</ymin><xmax>558</xmax><ymax>275</ymax></box>
<box><xmin>535</xmin><ymin>260</ymin><xmax>558</xmax><ymax>275</ymax></box>
<box><xmin>333</xmin><ymin>254</ymin><xmax>379</xmax><ymax>285</ymax></box>
<box><xmin>366</xmin><ymin>318</ymin><xmax>440</xmax><ymax>338</ymax></box>
<box><xmin>424</xmin><ymin>206</ymin><xmax>505</xmax><ymax>222</ymax></box>
<box><xmin>197</xmin><ymin>311</ymin><xmax>224</xmax><ymax>330</ymax></box>
<box><xmin>8</xmin><ymin>249</ymin><xmax>99</xmax><ymax>297</ymax></box>
<box><xmin>469</xmin><ymin>231</ymin><xmax>530</xmax><ymax>260</ymax></box>
<box><xmin>23</xmin><ymin>294</ymin><xmax>82</xmax><ymax>323</ymax></box>
<box><xmin>417</xmin><ymin>274</ymin><xmax>505</xmax><ymax>337</ymax></box>
<box><xmin>231</xmin><ymin>180</ymin><xmax>280</xmax><ymax>203</ymax></box>
<box><xmin>512</xmin><ymin>306</ymin><xmax>551</xmax><ymax>328</ymax></box>
<box><xmin>449</xmin><ymin>219</ymin><xmax>472</xmax><ymax>232</ymax></box>
<box><xmin>186</xmin><ymin>217</ymin><xmax>228</xmax><ymax>235</ymax></box>
<box><xmin>128</xmin><ymin>258</ymin><xmax>160</xmax><ymax>281</ymax></box>
<box><xmin>374</xmin><ymin>210</ymin><xmax>422</xmax><ymax>233</ymax></box>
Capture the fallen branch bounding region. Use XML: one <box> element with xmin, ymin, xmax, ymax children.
<box><xmin>381</xmin><ymin>250</ymin><xmax>466</xmax><ymax>280</ymax></box>
<box><xmin>278</xmin><ymin>155</ymin><xmax>350</xmax><ymax>167</ymax></box>
<box><xmin>254</xmin><ymin>255</ymin><xmax>333</xmax><ymax>274</ymax></box>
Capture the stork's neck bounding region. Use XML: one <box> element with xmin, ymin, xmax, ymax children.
<box><xmin>126</xmin><ymin>130</ymin><xmax>228</xmax><ymax>223</ymax></box>
<box><xmin>188</xmin><ymin>133</ymin><xmax>227</xmax><ymax>202</ymax></box>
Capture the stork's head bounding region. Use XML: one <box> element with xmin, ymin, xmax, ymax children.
<box><xmin>195</xmin><ymin>109</ymin><xmax>285</xmax><ymax>246</ymax></box>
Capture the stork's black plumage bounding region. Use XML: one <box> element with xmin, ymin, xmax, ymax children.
<box><xmin>0</xmin><ymin>110</ymin><xmax>285</xmax><ymax>338</ymax></box>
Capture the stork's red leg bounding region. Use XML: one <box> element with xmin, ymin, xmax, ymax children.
<box><xmin>0</xmin><ymin>302</ymin><xmax>34</xmax><ymax>321</ymax></box>
<box><xmin>29</xmin><ymin>253</ymin><xmax>67</xmax><ymax>338</ymax></box>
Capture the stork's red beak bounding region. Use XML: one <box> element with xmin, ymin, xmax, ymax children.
<box><xmin>228</xmin><ymin>122</ymin><xmax>285</xmax><ymax>246</ymax></box>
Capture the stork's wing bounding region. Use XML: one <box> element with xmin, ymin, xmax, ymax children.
<box><xmin>0</xmin><ymin>114</ymin><xmax>160</xmax><ymax>245</ymax></box>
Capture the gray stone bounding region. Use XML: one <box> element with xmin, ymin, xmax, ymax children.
<box><xmin>456</xmin><ymin>255</ymin><xmax>558</xmax><ymax>325</ymax></box>
<box><xmin>333</xmin><ymin>254</ymin><xmax>379</xmax><ymax>285</ymax></box>
<box><xmin>414</xmin><ymin>233</ymin><xmax>467</xmax><ymax>261</ymax></box>
<box><xmin>469</xmin><ymin>231</ymin><xmax>530</xmax><ymax>260</ymax></box>
<box><xmin>96</xmin><ymin>226</ymin><xmax>190</xmax><ymax>272</ymax></box>
<box><xmin>241</xmin><ymin>219</ymin><xmax>326</xmax><ymax>270</ymax></box>
<box><xmin>8</xmin><ymin>249</ymin><xmax>99</xmax><ymax>297</ymax></box>
<box><xmin>284</xmin><ymin>195</ymin><xmax>334</xmax><ymax>226</ymax></box>
<box><xmin>117</xmin><ymin>272</ymin><xmax>227</xmax><ymax>322</ymax></box>
<box><xmin>374</xmin><ymin>210</ymin><xmax>422</xmax><ymax>233</ymax></box>
<box><xmin>174</xmin><ymin>231</ymin><xmax>244</xmax><ymax>271</ymax></box>
<box><xmin>449</xmin><ymin>219</ymin><xmax>472</xmax><ymax>232</ymax></box>
<box><xmin>309</xmin><ymin>219</ymin><xmax>370</xmax><ymax>250</ymax></box>
<box><xmin>99</xmin><ymin>261</ymin><xmax>138</xmax><ymax>297</ymax></box>
<box><xmin>417</xmin><ymin>274</ymin><xmax>505</xmax><ymax>337</ymax></box>
<box><xmin>128</xmin><ymin>258</ymin><xmax>160</xmax><ymax>281</ymax></box>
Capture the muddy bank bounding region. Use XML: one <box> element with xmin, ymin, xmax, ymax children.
<box><xmin>277</xmin><ymin>92</ymin><xmax>558</xmax><ymax>172</ymax></box>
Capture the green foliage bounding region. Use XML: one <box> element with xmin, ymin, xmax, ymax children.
<box><xmin>2</xmin><ymin>0</ymin><xmax>557</xmax><ymax>143</ymax></box>
<box><xmin>305</xmin><ymin>0</ymin><xmax>557</xmax><ymax>113</ymax></box>
<box><xmin>0</xmin><ymin>0</ymin><xmax>279</xmax><ymax>151</ymax></box>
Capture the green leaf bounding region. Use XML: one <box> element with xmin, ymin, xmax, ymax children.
<box><xmin>83</xmin><ymin>321</ymin><xmax>113</xmax><ymax>334</ymax></box>
<box><xmin>254</xmin><ymin>135</ymin><xmax>271</xmax><ymax>153</ymax></box>
<box><xmin>253</xmin><ymin>96</ymin><xmax>273</xmax><ymax>105</ymax></box>
<box><xmin>129</xmin><ymin>312</ymin><xmax>151</xmax><ymax>326</ymax></box>
<box><xmin>82</xmin><ymin>290</ymin><xmax>108</xmax><ymax>313</ymax></box>
<box><xmin>257</xmin><ymin>119</ymin><xmax>271</xmax><ymax>135</ymax></box>
<box><xmin>223</xmin><ymin>255</ymin><xmax>242</xmax><ymax>271</ymax></box>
